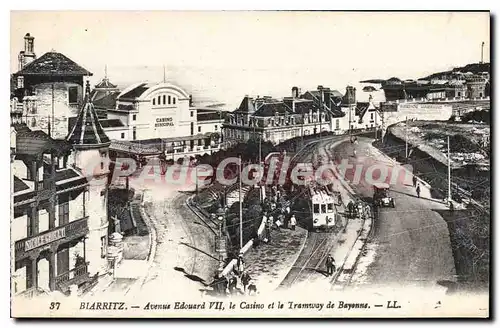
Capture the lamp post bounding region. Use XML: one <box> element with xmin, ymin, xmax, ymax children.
<box><xmin>216</xmin><ymin>207</ymin><xmax>226</xmax><ymax>273</ymax></box>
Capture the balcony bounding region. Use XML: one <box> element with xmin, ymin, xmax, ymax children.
<box><xmin>15</xmin><ymin>217</ymin><xmax>89</xmax><ymax>261</ymax></box>
<box><xmin>16</xmin><ymin>286</ymin><xmax>50</xmax><ymax>298</ymax></box>
<box><xmin>55</xmin><ymin>261</ymin><xmax>94</xmax><ymax>295</ymax></box>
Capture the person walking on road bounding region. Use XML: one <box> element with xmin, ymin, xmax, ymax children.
<box><xmin>241</xmin><ymin>271</ymin><xmax>251</xmax><ymax>293</ymax></box>
<box><xmin>326</xmin><ymin>255</ymin><xmax>336</xmax><ymax>276</ymax></box>
<box><xmin>416</xmin><ymin>184</ymin><xmax>421</xmax><ymax>198</ymax></box>
<box><xmin>412</xmin><ymin>175</ymin><xmax>417</xmax><ymax>187</ymax></box>
<box><xmin>236</xmin><ymin>252</ymin><xmax>245</xmax><ymax>275</ymax></box>
<box><xmin>290</xmin><ymin>214</ymin><xmax>297</xmax><ymax>231</ymax></box>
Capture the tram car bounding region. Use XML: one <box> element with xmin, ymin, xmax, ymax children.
<box><xmin>309</xmin><ymin>184</ymin><xmax>342</xmax><ymax>232</ymax></box>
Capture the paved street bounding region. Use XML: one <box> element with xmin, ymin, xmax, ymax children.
<box><xmin>130</xmin><ymin>170</ymin><xmax>219</xmax><ymax>299</ymax></box>
<box><xmin>327</xmin><ymin>137</ymin><xmax>456</xmax><ymax>289</ymax></box>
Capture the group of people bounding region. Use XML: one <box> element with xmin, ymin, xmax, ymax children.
<box><xmin>211</xmin><ymin>252</ymin><xmax>258</xmax><ymax>297</ymax></box>
<box><xmin>261</xmin><ymin>185</ymin><xmax>298</xmax><ymax>243</ymax></box>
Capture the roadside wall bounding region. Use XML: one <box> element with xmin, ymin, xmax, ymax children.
<box><xmin>382</xmin><ymin>102</ymin><xmax>453</xmax><ymax>127</ymax></box>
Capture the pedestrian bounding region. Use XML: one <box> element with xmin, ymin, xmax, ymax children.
<box><xmin>290</xmin><ymin>214</ymin><xmax>297</xmax><ymax>231</ymax></box>
<box><xmin>326</xmin><ymin>255</ymin><xmax>336</xmax><ymax>276</ymax></box>
<box><xmin>265</xmin><ymin>217</ymin><xmax>272</xmax><ymax>242</ymax></box>
<box><xmin>236</xmin><ymin>252</ymin><xmax>245</xmax><ymax>275</ymax></box>
<box><xmin>241</xmin><ymin>271</ymin><xmax>251</xmax><ymax>292</ymax></box>
<box><xmin>275</xmin><ymin>215</ymin><xmax>283</xmax><ymax>231</ymax></box>
<box><xmin>416</xmin><ymin>184</ymin><xmax>421</xmax><ymax>198</ymax></box>
<box><xmin>347</xmin><ymin>201</ymin><xmax>355</xmax><ymax>218</ymax></box>
<box><xmin>228</xmin><ymin>275</ymin><xmax>238</xmax><ymax>294</ymax></box>
<box><xmin>248</xmin><ymin>281</ymin><xmax>258</xmax><ymax>295</ymax></box>
<box><xmin>337</xmin><ymin>193</ymin><xmax>343</xmax><ymax>206</ymax></box>
<box><xmin>412</xmin><ymin>175</ymin><xmax>417</xmax><ymax>187</ymax></box>
<box><xmin>449</xmin><ymin>201</ymin><xmax>454</xmax><ymax>212</ymax></box>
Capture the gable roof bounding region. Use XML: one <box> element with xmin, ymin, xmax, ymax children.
<box><xmin>356</xmin><ymin>102</ymin><xmax>370</xmax><ymax>120</ymax></box>
<box><xmin>15</xmin><ymin>52</ymin><xmax>92</xmax><ymax>77</ymax></box>
<box><xmin>67</xmin><ymin>81</ymin><xmax>110</xmax><ymax>147</ymax></box>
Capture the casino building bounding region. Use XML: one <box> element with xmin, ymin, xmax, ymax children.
<box><xmin>83</xmin><ymin>79</ymin><xmax>227</xmax><ymax>161</ymax></box>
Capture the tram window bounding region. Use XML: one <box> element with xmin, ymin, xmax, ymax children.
<box><xmin>327</xmin><ymin>203</ymin><xmax>333</xmax><ymax>213</ymax></box>
<box><xmin>321</xmin><ymin>204</ymin><xmax>326</xmax><ymax>213</ymax></box>
<box><xmin>313</xmin><ymin>204</ymin><xmax>320</xmax><ymax>214</ymax></box>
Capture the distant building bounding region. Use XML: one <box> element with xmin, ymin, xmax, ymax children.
<box><xmin>12</xmin><ymin>33</ymin><xmax>93</xmax><ymax>139</ymax></box>
<box><xmin>90</xmin><ymin>69</ymin><xmax>120</xmax><ymax>119</ymax></box>
<box><xmin>223</xmin><ymin>86</ymin><xmax>381</xmax><ymax>145</ymax></box>
<box><xmin>380</xmin><ymin>72</ymin><xmax>490</xmax><ymax>102</ymax></box>
<box><xmin>74</xmin><ymin>79</ymin><xmax>226</xmax><ymax>161</ymax></box>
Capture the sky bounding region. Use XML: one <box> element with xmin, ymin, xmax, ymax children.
<box><xmin>10</xmin><ymin>11</ymin><xmax>490</xmax><ymax>108</ymax></box>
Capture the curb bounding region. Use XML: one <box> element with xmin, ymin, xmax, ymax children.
<box><xmin>124</xmin><ymin>191</ymin><xmax>158</xmax><ymax>296</ymax></box>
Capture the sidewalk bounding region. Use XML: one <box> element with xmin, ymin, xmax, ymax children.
<box><xmin>242</xmin><ymin>226</ymin><xmax>308</xmax><ymax>294</ymax></box>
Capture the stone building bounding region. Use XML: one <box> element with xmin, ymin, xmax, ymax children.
<box><xmin>10</xmin><ymin>79</ymin><xmax>110</xmax><ymax>299</ymax></box>
<box><xmin>12</xmin><ymin>33</ymin><xmax>93</xmax><ymax>139</ymax></box>
<box><xmin>11</xmin><ymin>124</ymin><xmax>98</xmax><ymax>297</ymax></box>
<box><xmin>223</xmin><ymin>85</ymin><xmax>381</xmax><ymax>145</ymax></box>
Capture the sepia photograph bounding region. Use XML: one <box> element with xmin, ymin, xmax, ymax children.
<box><xmin>9</xmin><ymin>10</ymin><xmax>491</xmax><ymax>318</ymax></box>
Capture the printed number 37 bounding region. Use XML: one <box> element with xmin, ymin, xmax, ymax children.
<box><xmin>50</xmin><ymin>302</ymin><xmax>60</xmax><ymax>310</ymax></box>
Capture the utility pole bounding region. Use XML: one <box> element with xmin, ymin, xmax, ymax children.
<box><xmin>301</xmin><ymin>113</ymin><xmax>305</xmax><ymax>147</ymax></box>
<box><xmin>447</xmin><ymin>135</ymin><xmax>452</xmax><ymax>202</ymax></box>
<box><xmin>349</xmin><ymin>106</ymin><xmax>352</xmax><ymax>137</ymax></box>
<box><xmin>380</xmin><ymin>109</ymin><xmax>385</xmax><ymax>143</ymax></box>
<box><xmin>195</xmin><ymin>163</ymin><xmax>198</xmax><ymax>196</ymax></box>
<box><xmin>238</xmin><ymin>155</ymin><xmax>243</xmax><ymax>250</ymax></box>
<box><xmin>258</xmin><ymin>135</ymin><xmax>262</xmax><ymax>165</ymax></box>
<box><xmin>51</xmin><ymin>82</ymin><xmax>55</xmax><ymax>137</ymax></box>
<box><xmin>405</xmin><ymin>116</ymin><xmax>409</xmax><ymax>159</ymax></box>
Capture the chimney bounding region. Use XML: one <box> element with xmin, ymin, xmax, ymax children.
<box><xmin>323</xmin><ymin>87</ymin><xmax>331</xmax><ymax>109</ymax></box>
<box><xmin>292</xmin><ymin>86</ymin><xmax>299</xmax><ymax>98</ymax></box>
<box><xmin>343</xmin><ymin>86</ymin><xmax>356</xmax><ymax>105</ymax></box>
<box><xmin>22</xmin><ymin>33</ymin><xmax>36</xmax><ymax>67</ymax></box>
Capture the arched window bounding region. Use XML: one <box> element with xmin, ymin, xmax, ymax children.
<box><xmin>173</xmin><ymin>97</ymin><xmax>176</xmax><ymax>105</ymax></box>
<box><xmin>152</xmin><ymin>98</ymin><xmax>156</xmax><ymax>105</ymax></box>
<box><xmin>163</xmin><ymin>95</ymin><xmax>166</xmax><ymax>105</ymax></box>
<box><xmin>168</xmin><ymin>95</ymin><xmax>171</xmax><ymax>105</ymax></box>
<box><xmin>158</xmin><ymin>95</ymin><xmax>161</xmax><ymax>105</ymax></box>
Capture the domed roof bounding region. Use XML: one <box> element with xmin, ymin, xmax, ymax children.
<box><xmin>95</xmin><ymin>77</ymin><xmax>117</xmax><ymax>89</ymax></box>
